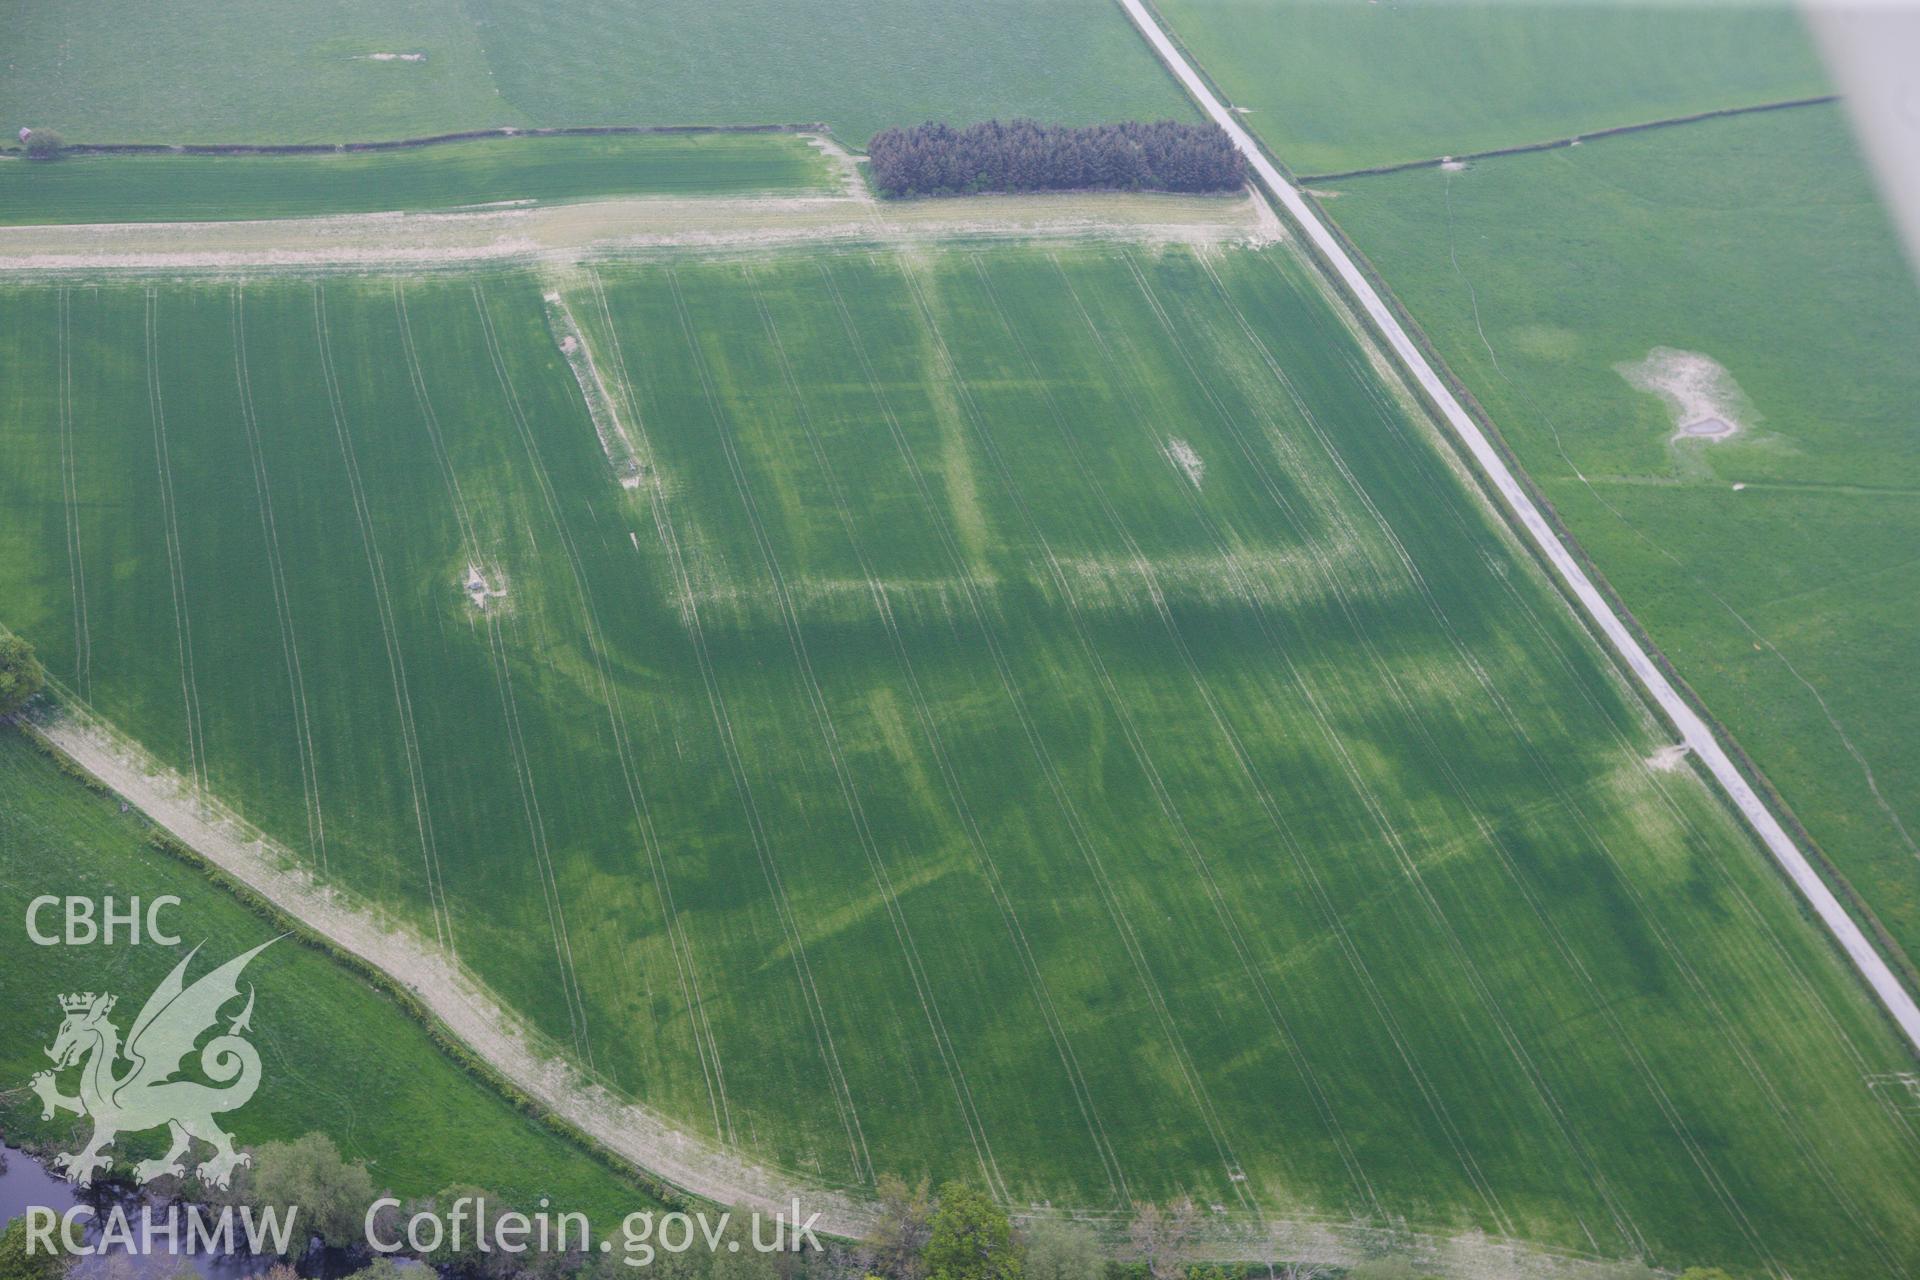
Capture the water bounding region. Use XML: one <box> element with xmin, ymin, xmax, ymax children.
<box><xmin>0</xmin><ymin>1144</ymin><xmax>282</xmax><ymax>1278</ymax></box>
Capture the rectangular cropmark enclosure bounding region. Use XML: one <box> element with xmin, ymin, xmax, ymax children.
<box><xmin>2</xmin><ymin>244</ymin><xmax>1918</xmax><ymax>1277</ymax></box>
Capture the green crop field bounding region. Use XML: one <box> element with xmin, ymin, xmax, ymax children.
<box><xmin>0</xmin><ymin>0</ymin><xmax>514</xmax><ymax>147</ymax></box>
<box><xmin>0</xmin><ymin>133</ymin><xmax>835</xmax><ymax>226</ymax></box>
<box><xmin>2</xmin><ymin>244</ymin><xmax>1918</xmax><ymax>1276</ymax></box>
<box><xmin>1319</xmin><ymin>104</ymin><xmax>1920</xmax><ymax>994</ymax></box>
<box><xmin>0</xmin><ymin>728</ymin><xmax>650</xmax><ymax>1222</ymax></box>
<box><xmin>1</xmin><ymin>0</ymin><xmax>1192</xmax><ymax>148</ymax></box>
<box><xmin>458</xmin><ymin>0</ymin><xmax>1195</xmax><ymax>149</ymax></box>
<box><xmin>1152</xmin><ymin>0</ymin><xmax>1828</xmax><ymax>174</ymax></box>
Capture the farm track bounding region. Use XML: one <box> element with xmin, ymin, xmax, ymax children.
<box><xmin>1118</xmin><ymin>0</ymin><xmax>1920</xmax><ymax>1057</ymax></box>
<box><xmin>27</xmin><ymin>705</ymin><xmax>874</xmax><ymax>1237</ymax></box>
<box><xmin>0</xmin><ymin>190</ymin><xmax>1275</xmax><ymax>275</ymax></box>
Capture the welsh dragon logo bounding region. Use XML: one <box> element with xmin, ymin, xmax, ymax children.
<box><xmin>30</xmin><ymin>940</ymin><xmax>276</xmax><ymax>1188</ymax></box>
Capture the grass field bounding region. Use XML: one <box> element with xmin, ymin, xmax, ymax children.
<box><xmin>0</xmin><ymin>0</ymin><xmax>515</xmax><ymax>146</ymax></box>
<box><xmin>0</xmin><ymin>728</ymin><xmax>650</xmax><ymax>1222</ymax></box>
<box><xmin>1</xmin><ymin>0</ymin><xmax>1192</xmax><ymax>148</ymax></box>
<box><xmin>460</xmin><ymin>0</ymin><xmax>1196</xmax><ymax>148</ymax></box>
<box><xmin>1</xmin><ymin>244</ymin><xmax>1918</xmax><ymax>1274</ymax></box>
<box><xmin>1151</xmin><ymin>0</ymin><xmax>1829</xmax><ymax>174</ymax></box>
<box><xmin>1319</xmin><ymin>104</ymin><xmax>1920</xmax><ymax>995</ymax></box>
<box><xmin>0</xmin><ymin>134</ymin><xmax>836</xmax><ymax>226</ymax></box>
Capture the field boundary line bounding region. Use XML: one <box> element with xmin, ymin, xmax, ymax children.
<box><xmin>1428</xmin><ymin>168</ymin><xmax>1920</xmax><ymax>873</ymax></box>
<box><xmin>11</xmin><ymin>122</ymin><xmax>830</xmax><ymax>159</ymax></box>
<box><xmin>1367</xmin><ymin>195</ymin><xmax>1920</xmax><ymax>1257</ymax></box>
<box><xmin>1349</xmin><ymin>148</ymin><xmax>1920</xmax><ymax>1008</ymax></box>
<box><xmin>1117</xmin><ymin>0</ymin><xmax>1920</xmax><ymax>1054</ymax></box>
<box><xmin>1293</xmin><ymin>95</ymin><xmax>1840</xmax><ymax>184</ymax></box>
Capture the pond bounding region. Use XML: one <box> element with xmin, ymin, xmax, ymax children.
<box><xmin>1</xmin><ymin>1143</ymin><xmax>283</xmax><ymax>1278</ymax></box>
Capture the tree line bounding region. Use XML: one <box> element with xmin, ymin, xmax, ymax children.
<box><xmin>0</xmin><ymin>1133</ymin><xmax>1740</xmax><ymax>1280</ymax></box>
<box><xmin>866</xmin><ymin>120</ymin><xmax>1245</xmax><ymax>199</ymax></box>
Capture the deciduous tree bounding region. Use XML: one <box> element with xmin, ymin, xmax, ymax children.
<box><xmin>21</xmin><ymin>128</ymin><xmax>65</xmax><ymax>159</ymax></box>
<box><xmin>863</xmin><ymin>1175</ymin><xmax>935</xmax><ymax>1280</ymax></box>
<box><xmin>0</xmin><ymin>1218</ymin><xmax>69</xmax><ymax>1280</ymax></box>
<box><xmin>243</xmin><ymin>1132</ymin><xmax>378</xmax><ymax>1253</ymax></box>
<box><xmin>1126</xmin><ymin>1199</ymin><xmax>1199</xmax><ymax>1280</ymax></box>
<box><xmin>0</xmin><ymin>633</ymin><xmax>45</xmax><ymax>718</ymax></box>
<box><xmin>1022</xmin><ymin>1219</ymin><xmax>1101</xmax><ymax>1280</ymax></box>
<box><xmin>924</xmin><ymin>1183</ymin><xmax>1021</xmax><ymax>1280</ymax></box>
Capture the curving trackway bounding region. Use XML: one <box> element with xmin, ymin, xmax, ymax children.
<box><xmin>1116</xmin><ymin>0</ymin><xmax>1920</xmax><ymax>1054</ymax></box>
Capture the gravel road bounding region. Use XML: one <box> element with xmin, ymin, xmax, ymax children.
<box><xmin>1115</xmin><ymin>0</ymin><xmax>1920</xmax><ymax>1053</ymax></box>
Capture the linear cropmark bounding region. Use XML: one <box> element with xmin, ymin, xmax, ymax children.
<box><xmin>2</xmin><ymin>248</ymin><xmax>1918</xmax><ymax>1276</ymax></box>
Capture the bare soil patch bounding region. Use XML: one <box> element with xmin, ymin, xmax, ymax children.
<box><xmin>1616</xmin><ymin>346</ymin><xmax>1752</xmax><ymax>443</ymax></box>
<box><xmin>1164</xmin><ymin>437</ymin><xmax>1206</xmax><ymax>488</ymax></box>
<box><xmin>1646</xmin><ymin>743</ymin><xmax>1691</xmax><ymax>772</ymax></box>
<box><xmin>543</xmin><ymin>289</ymin><xmax>645</xmax><ymax>487</ymax></box>
<box><xmin>464</xmin><ymin>562</ymin><xmax>508</xmax><ymax>609</ymax></box>
<box><xmin>803</xmin><ymin>133</ymin><xmax>870</xmax><ymax>200</ymax></box>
